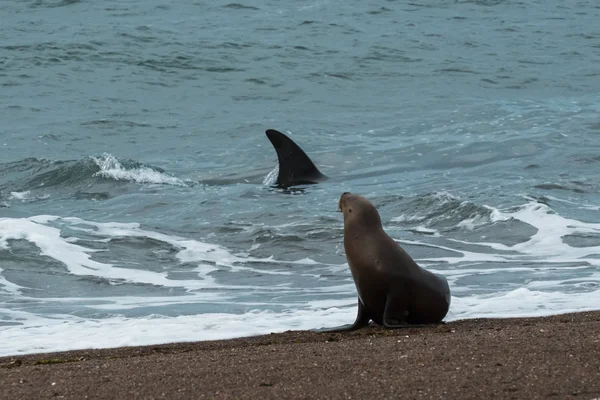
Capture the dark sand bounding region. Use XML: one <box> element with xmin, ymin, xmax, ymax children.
<box><xmin>1</xmin><ymin>311</ymin><xmax>599</xmax><ymax>399</ymax></box>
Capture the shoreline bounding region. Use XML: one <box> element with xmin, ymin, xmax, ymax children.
<box><xmin>2</xmin><ymin>311</ymin><xmax>599</xmax><ymax>399</ymax></box>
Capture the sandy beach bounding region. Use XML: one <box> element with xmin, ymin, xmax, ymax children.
<box><xmin>1</xmin><ymin>311</ymin><xmax>599</xmax><ymax>399</ymax></box>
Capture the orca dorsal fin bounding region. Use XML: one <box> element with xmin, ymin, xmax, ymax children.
<box><xmin>265</xmin><ymin>129</ymin><xmax>327</xmax><ymax>187</ymax></box>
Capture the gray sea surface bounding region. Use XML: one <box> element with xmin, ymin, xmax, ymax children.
<box><xmin>1</xmin><ymin>0</ymin><xmax>599</xmax><ymax>356</ymax></box>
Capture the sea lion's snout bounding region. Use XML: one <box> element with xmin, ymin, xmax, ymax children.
<box><xmin>338</xmin><ymin>192</ymin><xmax>352</xmax><ymax>212</ymax></box>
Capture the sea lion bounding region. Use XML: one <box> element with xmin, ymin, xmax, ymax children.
<box><xmin>265</xmin><ymin>129</ymin><xmax>327</xmax><ymax>187</ymax></box>
<box><xmin>323</xmin><ymin>192</ymin><xmax>451</xmax><ymax>332</ymax></box>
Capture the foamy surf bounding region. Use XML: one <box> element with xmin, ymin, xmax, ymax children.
<box><xmin>0</xmin><ymin>198</ymin><xmax>599</xmax><ymax>356</ymax></box>
<box><xmin>411</xmin><ymin>200</ymin><xmax>600</xmax><ymax>267</ymax></box>
<box><xmin>1</xmin><ymin>288</ymin><xmax>599</xmax><ymax>356</ymax></box>
<box><xmin>91</xmin><ymin>153</ymin><xmax>190</xmax><ymax>187</ymax></box>
<box><xmin>8</xmin><ymin>190</ymin><xmax>50</xmax><ymax>202</ymax></box>
<box><xmin>263</xmin><ymin>165</ymin><xmax>279</xmax><ymax>186</ymax></box>
<box><xmin>0</xmin><ymin>216</ymin><xmax>320</xmax><ymax>293</ymax></box>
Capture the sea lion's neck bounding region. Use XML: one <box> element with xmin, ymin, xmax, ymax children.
<box><xmin>343</xmin><ymin>217</ymin><xmax>383</xmax><ymax>236</ymax></box>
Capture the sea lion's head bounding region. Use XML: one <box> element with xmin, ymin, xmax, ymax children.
<box><xmin>338</xmin><ymin>192</ymin><xmax>382</xmax><ymax>230</ymax></box>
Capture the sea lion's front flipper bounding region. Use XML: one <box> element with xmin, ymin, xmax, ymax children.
<box><xmin>314</xmin><ymin>298</ymin><xmax>370</xmax><ymax>333</ymax></box>
<box><xmin>382</xmin><ymin>293</ymin><xmax>411</xmax><ymax>328</ymax></box>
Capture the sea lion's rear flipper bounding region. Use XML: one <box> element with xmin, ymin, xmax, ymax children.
<box><xmin>313</xmin><ymin>298</ymin><xmax>370</xmax><ymax>333</ymax></box>
<box><xmin>313</xmin><ymin>324</ymin><xmax>356</xmax><ymax>333</ymax></box>
<box><xmin>383</xmin><ymin>293</ymin><xmax>445</xmax><ymax>328</ymax></box>
<box><xmin>265</xmin><ymin>129</ymin><xmax>327</xmax><ymax>187</ymax></box>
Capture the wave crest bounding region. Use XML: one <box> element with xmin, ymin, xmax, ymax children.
<box><xmin>91</xmin><ymin>153</ymin><xmax>188</xmax><ymax>186</ymax></box>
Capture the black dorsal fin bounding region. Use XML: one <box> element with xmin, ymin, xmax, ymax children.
<box><xmin>265</xmin><ymin>129</ymin><xmax>327</xmax><ymax>187</ymax></box>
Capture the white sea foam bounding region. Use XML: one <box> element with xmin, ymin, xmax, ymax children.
<box><xmin>1</xmin><ymin>287</ymin><xmax>599</xmax><ymax>356</ymax></box>
<box><xmin>91</xmin><ymin>153</ymin><xmax>188</xmax><ymax>186</ymax></box>
<box><xmin>9</xmin><ymin>191</ymin><xmax>31</xmax><ymax>200</ymax></box>
<box><xmin>0</xmin><ymin>308</ymin><xmax>355</xmax><ymax>356</ymax></box>
<box><xmin>449</xmin><ymin>288</ymin><xmax>600</xmax><ymax>320</ymax></box>
<box><xmin>263</xmin><ymin>164</ymin><xmax>279</xmax><ymax>186</ymax></box>
<box><xmin>0</xmin><ymin>216</ymin><xmax>214</xmax><ymax>290</ymax></box>
<box><xmin>406</xmin><ymin>201</ymin><xmax>600</xmax><ymax>267</ymax></box>
<box><xmin>456</xmin><ymin>213</ymin><xmax>491</xmax><ymax>230</ymax></box>
<box><xmin>8</xmin><ymin>191</ymin><xmax>50</xmax><ymax>202</ymax></box>
<box><xmin>0</xmin><ymin>216</ymin><xmax>320</xmax><ymax>294</ymax></box>
<box><xmin>1</xmin><ymin>199</ymin><xmax>600</xmax><ymax>356</ymax></box>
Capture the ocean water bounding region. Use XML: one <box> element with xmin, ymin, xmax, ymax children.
<box><xmin>1</xmin><ymin>0</ymin><xmax>600</xmax><ymax>356</ymax></box>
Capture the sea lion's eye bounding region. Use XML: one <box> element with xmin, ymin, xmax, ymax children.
<box><xmin>348</xmin><ymin>208</ymin><xmax>352</xmax><ymax>213</ymax></box>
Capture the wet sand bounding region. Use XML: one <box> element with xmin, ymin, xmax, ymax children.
<box><xmin>1</xmin><ymin>311</ymin><xmax>599</xmax><ymax>399</ymax></box>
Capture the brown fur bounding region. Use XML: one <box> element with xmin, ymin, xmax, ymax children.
<box><xmin>322</xmin><ymin>192</ymin><xmax>451</xmax><ymax>332</ymax></box>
